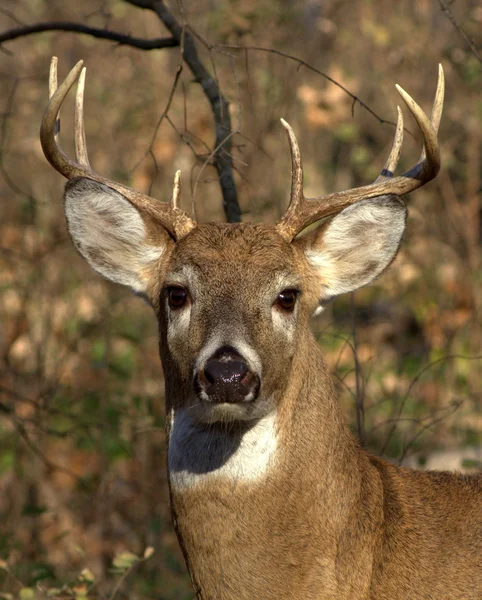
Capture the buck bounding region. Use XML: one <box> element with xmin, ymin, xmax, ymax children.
<box><xmin>41</xmin><ymin>58</ymin><xmax>482</xmax><ymax>599</ymax></box>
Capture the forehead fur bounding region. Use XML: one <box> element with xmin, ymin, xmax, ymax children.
<box><xmin>169</xmin><ymin>223</ymin><xmax>299</xmax><ymax>275</ymax></box>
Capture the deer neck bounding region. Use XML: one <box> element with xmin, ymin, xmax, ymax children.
<box><xmin>167</xmin><ymin>334</ymin><xmax>381</xmax><ymax>599</ymax></box>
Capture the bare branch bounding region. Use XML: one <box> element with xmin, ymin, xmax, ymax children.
<box><xmin>130</xmin><ymin>27</ymin><xmax>186</xmax><ymax>176</ymax></box>
<box><xmin>12</xmin><ymin>415</ymin><xmax>92</xmax><ymax>491</ymax></box>
<box><xmin>212</xmin><ymin>43</ymin><xmax>398</xmax><ymax>127</ymax></box>
<box><xmin>437</xmin><ymin>0</ymin><xmax>482</xmax><ymax>65</ymax></box>
<box><xmin>0</xmin><ymin>7</ymin><xmax>25</xmax><ymax>27</ymax></box>
<box><xmin>379</xmin><ymin>353</ymin><xmax>482</xmax><ymax>456</ymax></box>
<box><xmin>398</xmin><ymin>399</ymin><xmax>463</xmax><ymax>465</ymax></box>
<box><xmin>0</xmin><ymin>21</ymin><xmax>178</xmax><ymax>50</ymax></box>
<box><xmin>0</xmin><ymin>77</ymin><xmax>37</xmax><ymax>206</ymax></box>
<box><xmin>126</xmin><ymin>0</ymin><xmax>241</xmax><ymax>222</ymax></box>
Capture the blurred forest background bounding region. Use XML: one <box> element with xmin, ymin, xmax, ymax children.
<box><xmin>0</xmin><ymin>0</ymin><xmax>481</xmax><ymax>598</ymax></box>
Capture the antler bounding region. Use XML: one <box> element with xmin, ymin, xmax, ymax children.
<box><xmin>40</xmin><ymin>57</ymin><xmax>196</xmax><ymax>240</ymax></box>
<box><xmin>276</xmin><ymin>65</ymin><xmax>445</xmax><ymax>241</ymax></box>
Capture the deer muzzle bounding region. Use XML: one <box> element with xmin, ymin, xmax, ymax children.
<box><xmin>195</xmin><ymin>346</ymin><xmax>260</xmax><ymax>404</ymax></box>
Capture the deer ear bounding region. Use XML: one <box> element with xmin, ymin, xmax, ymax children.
<box><xmin>297</xmin><ymin>196</ymin><xmax>407</xmax><ymax>303</ymax></box>
<box><xmin>64</xmin><ymin>177</ymin><xmax>173</xmax><ymax>295</ymax></box>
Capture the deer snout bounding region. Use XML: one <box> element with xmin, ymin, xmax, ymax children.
<box><xmin>196</xmin><ymin>346</ymin><xmax>260</xmax><ymax>404</ymax></box>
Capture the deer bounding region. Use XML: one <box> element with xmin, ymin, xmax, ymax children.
<box><xmin>40</xmin><ymin>57</ymin><xmax>482</xmax><ymax>600</ymax></box>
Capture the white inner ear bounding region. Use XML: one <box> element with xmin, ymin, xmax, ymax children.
<box><xmin>305</xmin><ymin>196</ymin><xmax>407</xmax><ymax>302</ymax></box>
<box><xmin>65</xmin><ymin>178</ymin><xmax>165</xmax><ymax>294</ymax></box>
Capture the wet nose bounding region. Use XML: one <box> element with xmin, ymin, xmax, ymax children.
<box><xmin>204</xmin><ymin>357</ymin><xmax>249</xmax><ymax>386</ymax></box>
<box><xmin>198</xmin><ymin>346</ymin><xmax>259</xmax><ymax>404</ymax></box>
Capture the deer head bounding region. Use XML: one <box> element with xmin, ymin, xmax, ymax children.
<box><xmin>40</xmin><ymin>58</ymin><xmax>443</xmax><ymax>431</ymax></box>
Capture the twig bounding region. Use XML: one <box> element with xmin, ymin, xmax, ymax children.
<box><xmin>127</xmin><ymin>0</ymin><xmax>241</xmax><ymax>222</ymax></box>
<box><xmin>108</xmin><ymin>550</ymin><xmax>155</xmax><ymax>600</ymax></box>
<box><xmin>398</xmin><ymin>399</ymin><xmax>463</xmax><ymax>464</ymax></box>
<box><xmin>0</xmin><ymin>21</ymin><xmax>178</xmax><ymax>50</ymax></box>
<box><xmin>108</xmin><ymin>562</ymin><xmax>137</xmax><ymax>600</ymax></box>
<box><xmin>379</xmin><ymin>353</ymin><xmax>482</xmax><ymax>455</ymax></box>
<box><xmin>130</xmin><ymin>27</ymin><xmax>185</xmax><ymax>176</ymax></box>
<box><xmin>213</xmin><ymin>43</ymin><xmax>398</xmax><ymax>128</ymax></box>
<box><xmin>0</xmin><ymin>7</ymin><xmax>25</xmax><ymax>27</ymax></box>
<box><xmin>437</xmin><ymin>0</ymin><xmax>482</xmax><ymax>65</ymax></box>
<box><xmin>0</xmin><ymin>77</ymin><xmax>37</xmax><ymax>205</ymax></box>
<box><xmin>12</xmin><ymin>417</ymin><xmax>92</xmax><ymax>491</ymax></box>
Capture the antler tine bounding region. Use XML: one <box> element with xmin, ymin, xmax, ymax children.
<box><xmin>277</xmin><ymin>119</ymin><xmax>305</xmax><ymax>239</ymax></box>
<box><xmin>41</xmin><ymin>58</ymin><xmax>86</xmax><ymax>178</ymax></box>
<box><xmin>48</xmin><ymin>56</ymin><xmax>58</xmax><ymax>99</ymax></box>
<box><xmin>48</xmin><ymin>57</ymin><xmax>60</xmax><ymax>143</ymax></box>
<box><xmin>431</xmin><ymin>64</ymin><xmax>445</xmax><ymax>134</ymax></box>
<box><xmin>416</xmin><ymin>63</ymin><xmax>445</xmax><ymax>164</ymax></box>
<box><xmin>395</xmin><ymin>84</ymin><xmax>439</xmax><ymax>181</ymax></box>
<box><xmin>375</xmin><ymin>106</ymin><xmax>404</xmax><ymax>183</ymax></box>
<box><xmin>276</xmin><ymin>66</ymin><xmax>445</xmax><ymax>242</ymax></box>
<box><xmin>172</xmin><ymin>170</ymin><xmax>182</xmax><ymax>209</ymax></box>
<box><xmin>280</xmin><ymin>118</ymin><xmax>304</xmax><ymax>207</ymax></box>
<box><xmin>40</xmin><ymin>57</ymin><xmax>196</xmax><ymax>240</ymax></box>
<box><xmin>74</xmin><ymin>67</ymin><xmax>91</xmax><ymax>168</ymax></box>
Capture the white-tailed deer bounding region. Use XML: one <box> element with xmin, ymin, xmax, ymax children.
<box><xmin>41</xmin><ymin>58</ymin><xmax>482</xmax><ymax>599</ymax></box>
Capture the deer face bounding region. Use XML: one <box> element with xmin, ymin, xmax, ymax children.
<box><xmin>62</xmin><ymin>176</ymin><xmax>407</xmax><ymax>426</ymax></box>
<box><xmin>157</xmin><ymin>223</ymin><xmax>312</xmax><ymax>424</ymax></box>
<box><xmin>154</xmin><ymin>197</ymin><xmax>409</xmax><ymax>424</ymax></box>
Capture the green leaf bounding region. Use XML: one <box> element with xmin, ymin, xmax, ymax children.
<box><xmin>78</xmin><ymin>568</ymin><xmax>95</xmax><ymax>583</ymax></box>
<box><xmin>112</xmin><ymin>551</ymin><xmax>138</xmax><ymax>571</ymax></box>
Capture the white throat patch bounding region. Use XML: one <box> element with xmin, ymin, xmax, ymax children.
<box><xmin>168</xmin><ymin>409</ymin><xmax>278</xmax><ymax>489</ymax></box>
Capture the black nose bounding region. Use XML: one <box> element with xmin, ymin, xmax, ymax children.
<box><xmin>204</xmin><ymin>357</ymin><xmax>249</xmax><ymax>386</ymax></box>
<box><xmin>197</xmin><ymin>346</ymin><xmax>259</xmax><ymax>404</ymax></box>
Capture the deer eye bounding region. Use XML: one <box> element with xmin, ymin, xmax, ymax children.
<box><xmin>167</xmin><ymin>286</ymin><xmax>189</xmax><ymax>309</ymax></box>
<box><xmin>275</xmin><ymin>289</ymin><xmax>298</xmax><ymax>312</ymax></box>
